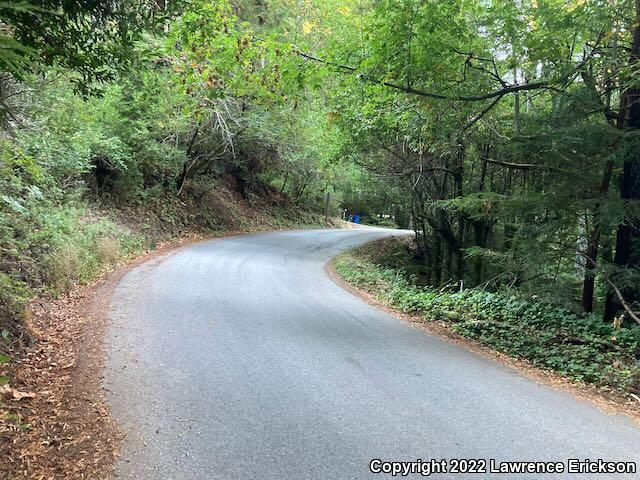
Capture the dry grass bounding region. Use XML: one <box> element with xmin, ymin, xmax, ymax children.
<box><xmin>44</xmin><ymin>244</ymin><xmax>81</xmax><ymax>291</ymax></box>
<box><xmin>96</xmin><ymin>236</ymin><xmax>121</xmax><ymax>265</ymax></box>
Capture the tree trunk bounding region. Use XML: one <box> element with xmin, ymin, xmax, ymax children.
<box><xmin>581</xmin><ymin>160</ymin><xmax>614</xmax><ymax>312</ymax></box>
<box><xmin>441</xmin><ymin>232</ymin><xmax>452</xmax><ymax>284</ymax></box>
<box><xmin>324</xmin><ymin>191</ymin><xmax>330</xmax><ymax>221</ymax></box>
<box><xmin>279</xmin><ymin>171</ymin><xmax>289</xmax><ymax>194</ymax></box>
<box><xmin>431</xmin><ymin>225</ymin><xmax>442</xmax><ymax>286</ymax></box>
<box><xmin>604</xmin><ymin>0</ymin><xmax>640</xmax><ymax>321</ymax></box>
<box><xmin>513</xmin><ymin>68</ymin><xmax>521</xmax><ymax>135</ymax></box>
<box><xmin>454</xmin><ymin>218</ymin><xmax>465</xmax><ymax>281</ymax></box>
<box><xmin>452</xmin><ymin>147</ymin><xmax>465</xmax><ymax>282</ymax></box>
<box><xmin>176</xmin><ymin>123</ymin><xmax>200</xmax><ymax>196</ymax></box>
<box><xmin>604</xmin><ymin>156</ymin><xmax>640</xmax><ymax>320</ymax></box>
<box><xmin>472</xmin><ymin>221</ymin><xmax>490</xmax><ymax>286</ymax></box>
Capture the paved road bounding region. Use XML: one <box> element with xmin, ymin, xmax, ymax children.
<box><xmin>105</xmin><ymin>228</ymin><xmax>640</xmax><ymax>479</ymax></box>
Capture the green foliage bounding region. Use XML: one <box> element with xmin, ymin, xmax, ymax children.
<box><xmin>0</xmin><ymin>1</ymin><xmax>161</xmax><ymax>92</ymax></box>
<box><xmin>1</xmin><ymin>0</ymin><xmax>639</xmax><ymax>404</ymax></box>
<box><xmin>170</xmin><ymin>0</ymin><xmax>296</xmax><ymax>103</ymax></box>
<box><xmin>0</xmin><ymin>272</ymin><xmax>31</xmax><ymax>323</ymax></box>
<box><xmin>37</xmin><ymin>207</ymin><xmax>143</xmax><ymax>290</ymax></box>
<box><xmin>360</xmin><ymin>216</ymin><xmax>397</xmax><ymax>228</ymax></box>
<box><xmin>335</xmin><ymin>244</ymin><xmax>640</xmax><ymax>394</ymax></box>
<box><xmin>0</xmin><ymin>112</ymin><xmax>146</xmax><ymax>326</ymax></box>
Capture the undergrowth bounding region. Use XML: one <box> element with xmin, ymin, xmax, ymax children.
<box><xmin>334</xmin><ymin>240</ymin><xmax>640</xmax><ymax>396</ymax></box>
<box><xmin>1</xmin><ymin>153</ymin><xmax>325</xmax><ymax>358</ymax></box>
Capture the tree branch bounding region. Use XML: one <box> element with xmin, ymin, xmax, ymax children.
<box><xmin>297</xmin><ymin>43</ymin><xmax>600</xmax><ymax>103</ymax></box>
<box><xmin>298</xmin><ymin>50</ymin><xmax>550</xmax><ymax>102</ymax></box>
<box><xmin>578</xmin><ymin>250</ymin><xmax>640</xmax><ymax>326</ymax></box>
<box><xmin>378</xmin><ymin>142</ymin><xmax>457</xmax><ymax>176</ymax></box>
<box><xmin>484</xmin><ymin>158</ymin><xmax>547</xmax><ymax>170</ymax></box>
<box><xmin>462</xmin><ymin>95</ymin><xmax>504</xmax><ymax>132</ymax></box>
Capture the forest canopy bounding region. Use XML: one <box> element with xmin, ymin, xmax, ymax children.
<box><xmin>1</xmin><ymin>0</ymin><xmax>640</xmax><ymax>328</ymax></box>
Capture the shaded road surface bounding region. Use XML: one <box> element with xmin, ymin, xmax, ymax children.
<box><xmin>105</xmin><ymin>228</ymin><xmax>640</xmax><ymax>479</ymax></box>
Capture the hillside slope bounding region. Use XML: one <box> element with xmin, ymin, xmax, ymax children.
<box><xmin>0</xmin><ymin>176</ymin><xmax>332</xmax><ymax>478</ymax></box>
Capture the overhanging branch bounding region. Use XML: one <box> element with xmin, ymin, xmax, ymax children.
<box><xmin>296</xmin><ymin>44</ymin><xmax>600</xmax><ymax>103</ymax></box>
<box><xmin>297</xmin><ymin>50</ymin><xmax>549</xmax><ymax>102</ymax></box>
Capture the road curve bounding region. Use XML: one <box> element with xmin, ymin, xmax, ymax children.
<box><xmin>105</xmin><ymin>228</ymin><xmax>640</xmax><ymax>479</ymax></box>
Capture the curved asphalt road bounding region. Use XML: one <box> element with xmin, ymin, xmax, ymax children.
<box><xmin>105</xmin><ymin>227</ymin><xmax>640</xmax><ymax>479</ymax></box>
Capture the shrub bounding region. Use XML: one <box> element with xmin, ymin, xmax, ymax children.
<box><xmin>39</xmin><ymin>207</ymin><xmax>142</xmax><ymax>291</ymax></box>
<box><xmin>0</xmin><ymin>273</ymin><xmax>31</xmax><ymax>326</ymax></box>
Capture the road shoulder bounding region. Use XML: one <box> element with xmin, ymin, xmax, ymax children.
<box><xmin>326</xmin><ymin>246</ymin><xmax>640</xmax><ymax>425</ymax></box>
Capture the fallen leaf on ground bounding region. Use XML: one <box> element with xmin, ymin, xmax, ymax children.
<box><xmin>12</xmin><ymin>389</ymin><xmax>36</xmax><ymax>400</ymax></box>
<box><xmin>1</xmin><ymin>384</ymin><xmax>36</xmax><ymax>401</ymax></box>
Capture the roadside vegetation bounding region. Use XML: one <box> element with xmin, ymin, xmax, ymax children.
<box><xmin>0</xmin><ymin>2</ymin><xmax>343</xmax><ymax>345</ymax></box>
<box><xmin>335</xmin><ymin>239</ymin><xmax>640</xmax><ymax>397</ymax></box>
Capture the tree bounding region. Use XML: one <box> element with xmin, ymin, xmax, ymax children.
<box><xmin>0</xmin><ymin>1</ymin><xmax>161</xmax><ymax>92</ymax></box>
